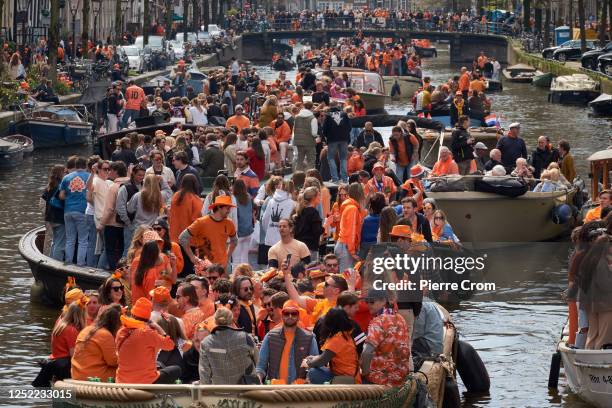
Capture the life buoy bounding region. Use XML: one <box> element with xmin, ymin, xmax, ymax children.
<box><xmin>552</xmin><ymin>204</ymin><xmax>572</xmax><ymax>224</ymax></box>
<box><xmin>547</xmin><ymin>351</ymin><xmax>561</xmax><ymax>388</ymax></box>
<box><xmin>442</xmin><ymin>376</ymin><xmax>461</xmax><ymax>408</ymax></box>
<box><xmin>456</xmin><ymin>340</ymin><xmax>490</xmax><ymax>393</ymax></box>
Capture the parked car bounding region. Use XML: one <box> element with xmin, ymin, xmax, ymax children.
<box><xmin>207</xmin><ymin>24</ymin><xmax>225</xmax><ymax>38</ymax></box>
<box><xmin>581</xmin><ymin>42</ymin><xmax>612</xmax><ymax>70</ymax></box>
<box><xmin>120</xmin><ymin>45</ymin><xmax>145</xmax><ymax>73</ymax></box>
<box><xmin>134</xmin><ymin>35</ymin><xmax>166</xmax><ymax>52</ymax></box>
<box><xmin>598</xmin><ymin>52</ymin><xmax>612</xmax><ymax>76</ymax></box>
<box><xmin>175</xmin><ymin>32</ymin><xmax>199</xmax><ymax>46</ymax></box>
<box><xmin>169</xmin><ymin>40</ymin><xmax>185</xmax><ymax>61</ymax></box>
<box><xmin>542</xmin><ymin>40</ymin><xmax>575</xmax><ymax>59</ymax></box>
<box><xmin>552</xmin><ymin>40</ymin><xmax>597</xmax><ymax>61</ymax></box>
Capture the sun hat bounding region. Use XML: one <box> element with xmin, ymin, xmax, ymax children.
<box><xmin>120</xmin><ymin>297</ymin><xmax>152</xmax><ymax>329</ymax></box>
<box><xmin>509</xmin><ymin>122</ymin><xmax>521</xmax><ymax>129</ymax></box>
<box><xmin>474</xmin><ymin>142</ymin><xmax>488</xmax><ymax>150</ymax></box>
<box><xmin>410</xmin><ymin>164</ymin><xmax>425</xmax><ymax>178</ymax></box>
<box><xmin>208</xmin><ymin>195</ymin><xmax>237</xmax><ymax>211</ymax></box>
<box><xmin>389</xmin><ymin>224</ymin><xmax>413</xmax><ymax>238</ymax></box>
<box><xmin>143</xmin><ymin>230</ymin><xmax>163</xmax><ymax>243</ymax></box>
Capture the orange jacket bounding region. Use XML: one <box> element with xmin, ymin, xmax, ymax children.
<box><xmin>459</xmin><ymin>72</ymin><xmax>470</xmax><ymax>92</ymax></box>
<box><xmin>270</xmin><ymin>119</ymin><xmax>292</xmax><ymax>143</ymax></box>
<box><xmin>337</xmin><ymin>198</ymin><xmax>366</xmax><ymax>256</ymax></box>
<box><xmin>115</xmin><ymin>326</ymin><xmax>174</xmax><ymax>384</ymax></box>
<box><xmin>364</xmin><ymin>176</ymin><xmax>397</xmax><ymax>202</ymax></box>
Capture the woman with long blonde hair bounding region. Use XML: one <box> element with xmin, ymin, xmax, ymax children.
<box><xmin>127</xmin><ymin>175</ymin><xmax>171</xmax><ymax>229</ymax></box>
<box><xmin>127</xmin><ymin>225</ymin><xmax>152</xmax><ymax>264</ymax></box>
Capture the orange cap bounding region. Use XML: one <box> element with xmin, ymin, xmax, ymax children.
<box><xmin>309</xmin><ymin>269</ymin><xmax>327</xmax><ymax>279</ymax></box>
<box><xmin>389</xmin><ymin>224</ymin><xmax>413</xmax><ymax>238</ymax></box>
<box><xmin>282</xmin><ymin>300</ymin><xmax>300</xmax><ymax>313</ymax></box>
<box><xmin>149</xmin><ymin>286</ymin><xmax>172</xmax><ymax>304</ymax></box>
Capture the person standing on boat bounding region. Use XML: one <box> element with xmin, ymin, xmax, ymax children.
<box><xmin>116</xmin><ymin>164</ymin><xmax>146</xmax><ymax>256</ymax></box>
<box><xmin>530</xmin><ymin>136</ymin><xmax>555</xmax><ymax>179</ymax></box>
<box><xmin>364</xmin><ymin>162</ymin><xmax>397</xmax><ymax>203</ymax></box>
<box><xmin>450</xmin><ymin>115</ymin><xmax>476</xmax><ymax>175</ymax></box>
<box><xmin>496</xmin><ymin>122</ymin><xmax>527</xmax><ymax>172</ymax></box>
<box><xmin>106</xmin><ymin>84</ymin><xmax>123</xmax><ymax>133</ymax></box>
<box><xmin>389</xmin><ymin>126</ymin><xmax>419</xmax><ymax>183</ymax></box>
<box><xmin>59</xmin><ymin>156</ymin><xmax>90</xmax><ymax>267</ymax></box>
<box><xmin>558</xmin><ymin>140</ymin><xmax>577</xmax><ymax>184</ymax></box>
<box><xmin>121</xmin><ymin>80</ymin><xmax>145</xmax><ymax>129</ymax></box>
<box><xmin>458</xmin><ymin>67</ymin><xmax>471</xmax><ymax>99</ymax></box>
<box><xmin>257</xmin><ymin>299</ymin><xmax>318</xmax><ymax>384</ymax></box>
<box><xmin>293</xmin><ymin>101</ymin><xmax>319</xmax><ymax>172</ymax></box>
<box><xmin>354</xmin><ymin>122</ymin><xmax>384</xmax><ymax>150</ymax></box>
<box><xmin>323</xmin><ymin>101</ymin><xmax>352</xmax><ymax>183</ymax></box>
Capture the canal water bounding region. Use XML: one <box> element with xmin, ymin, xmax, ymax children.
<box><xmin>0</xmin><ymin>46</ymin><xmax>610</xmax><ymax>407</ymax></box>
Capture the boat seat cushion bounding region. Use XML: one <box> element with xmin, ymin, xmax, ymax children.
<box><xmin>429</xmin><ymin>176</ymin><xmax>477</xmax><ymax>192</ymax></box>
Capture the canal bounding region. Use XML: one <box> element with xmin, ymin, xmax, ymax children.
<box><xmin>0</xmin><ymin>46</ymin><xmax>610</xmax><ymax>407</ymax></box>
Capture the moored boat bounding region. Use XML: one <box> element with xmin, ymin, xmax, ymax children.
<box><xmin>0</xmin><ymin>138</ymin><xmax>25</xmax><ymax>168</ymax></box>
<box><xmin>502</xmin><ymin>63</ymin><xmax>540</xmax><ymax>83</ymax></box>
<box><xmin>413</xmin><ymin>39</ymin><xmax>437</xmax><ymax>58</ymax></box>
<box><xmin>427</xmin><ymin>178</ymin><xmax>576</xmax><ymax>245</ymax></box>
<box><xmin>532</xmin><ymin>72</ymin><xmax>554</xmax><ymax>88</ymax></box>
<box><xmin>316</xmin><ymin>68</ymin><xmax>387</xmax><ymax>114</ymax></box>
<box><xmin>589</xmin><ymin>93</ymin><xmax>612</xmax><ymax>116</ymax></box>
<box><xmin>557</xmin><ymin>335</ymin><xmax>612</xmax><ymax>408</ymax></box>
<box><xmin>548</xmin><ymin>74</ymin><xmax>601</xmax><ymax>105</ymax></box>
<box><xmin>9</xmin><ymin>105</ymin><xmax>92</xmax><ymax>149</ymax></box>
<box><xmin>383</xmin><ymin>75</ymin><xmax>422</xmax><ymax>100</ymax></box>
<box><xmin>1</xmin><ymin>134</ymin><xmax>34</xmax><ymax>156</ymax></box>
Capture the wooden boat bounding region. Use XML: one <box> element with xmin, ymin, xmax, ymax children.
<box><xmin>427</xmin><ymin>180</ymin><xmax>576</xmax><ymax>245</ymax></box>
<box><xmin>51</xmin><ymin>304</ymin><xmax>458</xmax><ymax>408</ymax></box>
<box><xmin>589</xmin><ymin>93</ymin><xmax>612</xmax><ymax>116</ymax></box>
<box><xmin>316</xmin><ymin>68</ymin><xmax>387</xmax><ymax>114</ymax></box>
<box><xmin>0</xmin><ymin>137</ymin><xmax>25</xmax><ymax>168</ymax></box>
<box><xmin>548</xmin><ymin>74</ymin><xmax>601</xmax><ymax>105</ymax></box>
<box><xmin>420</xmin><ymin>127</ymin><xmax>501</xmax><ymax>168</ymax></box>
<box><xmin>1</xmin><ymin>134</ymin><xmax>34</xmax><ymax>156</ymax></box>
<box><xmin>532</xmin><ymin>71</ymin><xmax>554</xmax><ymax>88</ymax></box>
<box><xmin>557</xmin><ymin>333</ymin><xmax>612</xmax><ymax>408</ymax></box>
<box><xmin>383</xmin><ymin>75</ymin><xmax>422</xmax><ymax>100</ymax></box>
<box><xmin>502</xmin><ymin>63</ymin><xmax>540</xmax><ymax>83</ymax></box>
<box><xmin>9</xmin><ymin>105</ymin><xmax>92</xmax><ymax>149</ymax></box>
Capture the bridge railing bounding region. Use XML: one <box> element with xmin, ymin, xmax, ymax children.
<box><xmin>232</xmin><ymin>18</ymin><xmax>518</xmax><ymax>37</ymax></box>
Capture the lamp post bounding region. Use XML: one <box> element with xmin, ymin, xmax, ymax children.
<box><xmin>14</xmin><ymin>0</ymin><xmax>30</xmax><ymax>45</ymax></box>
<box><xmin>92</xmin><ymin>0</ymin><xmax>102</xmax><ymax>44</ymax></box>
<box><xmin>121</xmin><ymin>0</ymin><xmax>129</xmax><ymax>40</ymax></box>
<box><xmin>67</xmin><ymin>0</ymin><xmax>81</xmax><ymax>59</ymax></box>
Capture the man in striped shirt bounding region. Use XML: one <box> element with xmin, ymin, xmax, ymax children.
<box><xmin>234</xmin><ymin>151</ymin><xmax>260</xmax><ymax>197</ymax></box>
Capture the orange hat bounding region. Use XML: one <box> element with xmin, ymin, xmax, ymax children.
<box><xmin>260</xmin><ymin>268</ymin><xmax>280</xmax><ymax>283</ymax></box>
<box><xmin>389</xmin><ymin>224</ymin><xmax>413</xmax><ymax>238</ymax></box>
<box><xmin>63</xmin><ymin>288</ymin><xmax>84</xmax><ymax>312</ymax></box>
<box><xmin>282</xmin><ymin>300</ymin><xmax>300</xmax><ymax>313</ymax></box>
<box><xmin>372</xmin><ymin>162</ymin><xmax>385</xmax><ymax>172</ymax></box>
<box><xmin>315</xmin><ymin>282</ymin><xmax>325</xmax><ymax>297</ymax></box>
<box><xmin>208</xmin><ymin>195</ymin><xmax>236</xmax><ymax>211</ymax></box>
<box><xmin>20</xmin><ymin>81</ymin><xmax>29</xmax><ymax>90</ymax></box>
<box><xmin>143</xmin><ymin>230</ymin><xmax>163</xmax><ymax>243</ymax></box>
<box><xmin>309</xmin><ymin>269</ymin><xmax>327</xmax><ymax>280</ymax></box>
<box><xmin>149</xmin><ymin>286</ymin><xmax>172</xmax><ymax>304</ymax></box>
<box><xmin>120</xmin><ymin>297</ymin><xmax>152</xmax><ymax>329</ymax></box>
<box><xmin>410</xmin><ymin>164</ymin><xmax>425</xmax><ymax>178</ymax></box>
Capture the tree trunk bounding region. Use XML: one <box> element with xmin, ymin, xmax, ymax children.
<box><xmin>49</xmin><ymin>0</ymin><xmax>60</xmax><ymax>84</ymax></box>
<box><xmin>82</xmin><ymin>0</ymin><xmax>90</xmax><ymax>48</ymax></box>
<box><xmin>143</xmin><ymin>0</ymin><xmax>150</xmax><ymax>45</ymax></box>
<box><xmin>0</xmin><ymin>0</ymin><xmax>4</xmax><ymax>77</ymax></box>
<box><xmin>203</xmin><ymin>0</ymin><xmax>210</xmax><ymax>29</ymax></box>
<box><xmin>192</xmin><ymin>0</ymin><xmax>200</xmax><ymax>32</ymax></box>
<box><xmin>578</xmin><ymin>0</ymin><xmax>587</xmax><ymax>51</ymax></box>
<box><xmin>217</xmin><ymin>0</ymin><xmax>224</xmax><ymax>25</ymax></box>
<box><xmin>524</xmin><ymin>0</ymin><xmax>531</xmax><ymax>31</ymax></box>
<box><xmin>535</xmin><ymin>6</ymin><xmax>542</xmax><ymax>34</ymax></box>
<box><xmin>211</xmin><ymin>0</ymin><xmax>218</xmax><ymax>25</ymax></box>
<box><xmin>599</xmin><ymin>0</ymin><xmax>608</xmax><ymax>43</ymax></box>
<box><xmin>115</xmin><ymin>0</ymin><xmax>122</xmax><ymax>42</ymax></box>
<box><xmin>166</xmin><ymin>0</ymin><xmax>173</xmax><ymax>40</ymax></box>
<box><xmin>569</xmin><ymin>0</ymin><xmax>573</xmax><ymax>27</ymax></box>
<box><xmin>183</xmin><ymin>0</ymin><xmax>189</xmax><ymax>41</ymax></box>
<box><xmin>544</xmin><ymin>2</ymin><xmax>552</xmax><ymax>47</ymax></box>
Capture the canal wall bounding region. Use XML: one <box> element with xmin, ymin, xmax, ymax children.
<box><xmin>507</xmin><ymin>40</ymin><xmax>612</xmax><ymax>94</ymax></box>
<box><xmin>0</xmin><ymin>39</ymin><xmax>243</xmax><ymax>136</ymax></box>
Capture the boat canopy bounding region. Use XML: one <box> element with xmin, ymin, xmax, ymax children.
<box><xmin>316</xmin><ymin>69</ymin><xmax>384</xmax><ymax>95</ymax></box>
<box><xmin>587</xmin><ymin>149</ymin><xmax>612</xmax><ymax>162</ymax></box>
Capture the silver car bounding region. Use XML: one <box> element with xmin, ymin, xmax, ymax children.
<box><xmin>120</xmin><ymin>45</ymin><xmax>145</xmax><ymax>73</ymax></box>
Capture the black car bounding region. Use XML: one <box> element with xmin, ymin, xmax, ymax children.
<box><xmin>581</xmin><ymin>42</ymin><xmax>612</xmax><ymax>70</ymax></box>
<box><xmin>598</xmin><ymin>52</ymin><xmax>612</xmax><ymax>76</ymax></box>
<box><xmin>552</xmin><ymin>40</ymin><xmax>597</xmax><ymax>61</ymax></box>
<box><xmin>542</xmin><ymin>40</ymin><xmax>576</xmax><ymax>59</ymax></box>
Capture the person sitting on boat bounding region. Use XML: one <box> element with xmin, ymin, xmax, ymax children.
<box><xmin>496</xmin><ymin>123</ymin><xmax>527</xmax><ymax>172</ymax></box>
<box><xmin>430</xmin><ymin>85</ymin><xmax>447</xmax><ymax>110</ymax></box>
<box><xmin>33</xmin><ymin>79</ymin><xmax>60</xmax><ymax>105</ymax></box>
<box><xmin>585</xmin><ymin>190</ymin><xmax>612</xmax><ymax>222</ymax></box>
<box><xmin>484</xmin><ymin>148</ymin><xmax>503</xmax><ymax>172</ymax></box>
<box><xmin>467</xmin><ymin>90</ymin><xmax>486</xmax><ymax>125</ymax></box>
<box><xmin>199</xmin><ymin>307</ymin><xmax>259</xmax><ymax>384</ymax></box>
<box><xmin>364</xmin><ymin>162</ymin><xmax>397</xmax><ymax>203</ymax></box>
<box><xmin>116</xmin><ymin>297</ymin><xmax>179</xmax><ymax>384</ymax></box>
<box><xmin>511</xmin><ymin>158</ymin><xmax>536</xmax><ymax>187</ymax></box>
<box><xmin>312</xmin><ymin>81</ymin><xmax>331</xmax><ymax>106</ymax></box>
<box><xmin>70</xmin><ymin>304</ymin><xmax>121</xmax><ymax>382</ymax></box>
<box><xmin>429</xmin><ymin>147</ymin><xmax>459</xmax><ymax>178</ymax></box>
<box><xmin>32</xmin><ymin>301</ymin><xmax>87</xmax><ymax>387</ymax></box>
<box><xmin>304</xmin><ymin>307</ymin><xmax>361</xmax><ymax>384</ymax></box>
<box><xmin>257</xmin><ymin>300</ymin><xmax>318</xmax><ymax>384</ymax></box>
<box><xmin>532</xmin><ymin>169</ymin><xmax>564</xmax><ymax>192</ymax></box>
<box><xmin>469</xmin><ymin>74</ymin><xmax>486</xmax><ymax>94</ymax></box>
<box><xmin>361</xmin><ymin>288</ymin><xmax>411</xmax><ymax>387</ymax></box>
<box><xmin>411</xmin><ymin>297</ymin><xmax>444</xmax><ymax>370</ymax></box>
<box><xmin>473</xmin><ymin>142</ymin><xmax>489</xmax><ymax>173</ymax></box>
<box><xmin>431</xmin><ymin>210</ymin><xmax>460</xmax><ymax>244</ymax></box>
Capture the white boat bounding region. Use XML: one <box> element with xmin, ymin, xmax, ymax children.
<box><xmin>548</xmin><ymin>74</ymin><xmax>601</xmax><ymax>105</ymax></box>
<box><xmin>558</xmin><ymin>336</ymin><xmax>612</xmax><ymax>407</ymax></box>
<box><xmin>316</xmin><ymin>68</ymin><xmax>387</xmax><ymax>114</ymax></box>
<box><xmin>383</xmin><ymin>75</ymin><xmax>422</xmax><ymax>100</ymax></box>
<box><xmin>502</xmin><ymin>63</ymin><xmax>541</xmax><ymax>83</ymax></box>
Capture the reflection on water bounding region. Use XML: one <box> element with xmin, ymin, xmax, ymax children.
<box><xmin>0</xmin><ymin>47</ymin><xmax>606</xmax><ymax>407</ymax></box>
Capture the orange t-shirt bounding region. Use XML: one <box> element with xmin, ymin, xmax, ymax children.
<box><xmin>115</xmin><ymin>326</ymin><xmax>174</xmax><ymax>384</ymax></box>
<box><xmin>125</xmin><ymin>85</ymin><xmax>145</xmax><ymax>110</ymax></box>
<box><xmin>50</xmin><ymin>325</ymin><xmax>79</xmax><ymax>359</ymax></box>
<box><xmin>392</xmin><ymin>137</ymin><xmax>410</xmax><ymax>166</ymax></box>
<box><xmin>187</xmin><ymin>216</ymin><xmax>236</xmax><ymax>267</ymax></box>
<box><xmin>431</xmin><ymin>158</ymin><xmax>460</xmax><ymax>176</ymax></box>
<box><xmin>130</xmin><ymin>255</ymin><xmax>169</xmax><ymax>303</ymax></box>
<box><xmin>348</xmin><ymin>154</ymin><xmax>365</xmax><ymax>174</ymax></box>
<box><xmin>278</xmin><ymin>329</ymin><xmax>295</xmax><ymax>383</ymax></box>
<box><xmin>459</xmin><ymin>73</ymin><xmax>470</xmax><ymax>92</ymax></box>
<box><xmin>270</xmin><ymin>120</ymin><xmax>292</xmax><ymax>143</ymax></box>
<box><xmin>584</xmin><ymin>206</ymin><xmax>602</xmax><ymax>222</ymax></box>
<box><xmin>226</xmin><ymin>114</ymin><xmax>251</xmax><ymax>132</ymax></box>
<box><xmin>199</xmin><ymin>298</ymin><xmax>215</xmax><ymax>319</ymax></box>
<box><xmin>71</xmin><ymin>326</ymin><xmax>118</xmax><ymax>381</ymax></box>
<box><xmin>181</xmin><ymin>307</ymin><xmax>207</xmax><ymax>339</ymax></box>
<box><xmin>169</xmin><ymin>191</ymin><xmax>203</xmax><ymax>243</ymax></box>
<box><xmin>322</xmin><ymin>331</ymin><xmax>361</xmax><ymax>382</ymax></box>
